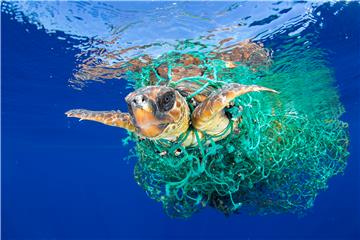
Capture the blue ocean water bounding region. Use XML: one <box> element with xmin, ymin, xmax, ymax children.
<box><xmin>2</xmin><ymin>1</ymin><xmax>360</xmax><ymax>239</ymax></box>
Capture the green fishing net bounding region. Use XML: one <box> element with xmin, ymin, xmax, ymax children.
<box><xmin>123</xmin><ymin>43</ymin><xmax>349</xmax><ymax>218</ymax></box>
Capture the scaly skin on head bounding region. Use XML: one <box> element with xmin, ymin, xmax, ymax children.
<box><xmin>125</xmin><ymin>86</ymin><xmax>190</xmax><ymax>140</ymax></box>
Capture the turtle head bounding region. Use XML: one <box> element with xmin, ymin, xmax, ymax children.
<box><xmin>125</xmin><ymin>86</ymin><xmax>190</xmax><ymax>139</ymax></box>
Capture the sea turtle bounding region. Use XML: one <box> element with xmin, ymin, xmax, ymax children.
<box><xmin>66</xmin><ymin>41</ymin><xmax>278</xmax><ymax>147</ymax></box>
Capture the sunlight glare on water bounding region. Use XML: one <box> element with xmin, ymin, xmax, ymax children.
<box><xmin>3</xmin><ymin>1</ymin><xmax>329</xmax><ymax>88</ymax></box>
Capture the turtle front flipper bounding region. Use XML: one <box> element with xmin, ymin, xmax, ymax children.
<box><xmin>191</xmin><ymin>83</ymin><xmax>278</xmax><ymax>134</ymax></box>
<box><xmin>65</xmin><ymin>109</ymin><xmax>136</xmax><ymax>132</ymax></box>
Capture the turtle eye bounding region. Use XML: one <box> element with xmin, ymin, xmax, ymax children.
<box><xmin>157</xmin><ymin>91</ymin><xmax>175</xmax><ymax>112</ymax></box>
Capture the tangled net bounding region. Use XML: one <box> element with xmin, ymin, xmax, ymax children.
<box><xmin>121</xmin><ymin>42</ymin><xmax>349</xmax><ymax>218</ymax></box>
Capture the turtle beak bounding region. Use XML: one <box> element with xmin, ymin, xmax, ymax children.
<box><xmin>126</xmin><ymin>94</ymin><xmax>153</xmax><ymax>113</ymax></box>
<box><xmin>125</xmin><ymin>94</ymin><xmax>164</xmax><ymax>137</ymax></box>
<box><xmin>125</xmin><ymin>93</ymin><xmax>157</xmax><ymax>128</ymax></box>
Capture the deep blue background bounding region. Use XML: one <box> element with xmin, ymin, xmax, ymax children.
<box><xmin>2</xmin><ymin>3</ymin><xmax>360</xmax><ymax>239</ymax></box>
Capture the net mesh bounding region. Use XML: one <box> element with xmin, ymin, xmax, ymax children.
<box><xmin>123</xmin><ymin>43</ymin><xmax>349</xmax><ymax>218</ymax></box>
